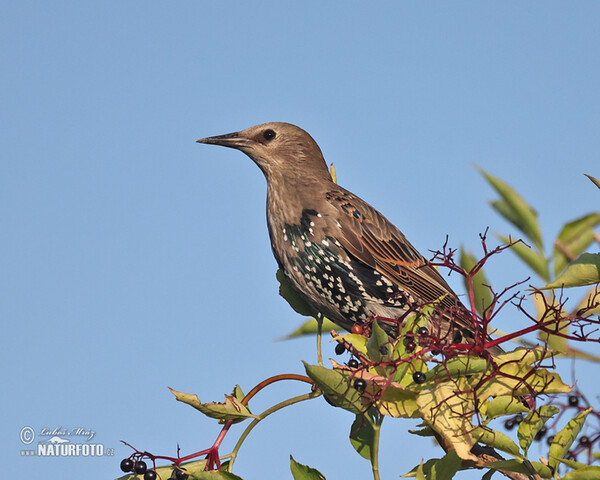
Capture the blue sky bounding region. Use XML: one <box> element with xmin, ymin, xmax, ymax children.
<box><xmin>2</xmin><ymin>2</ymin><xmax>599</xmax><ymax>479</ymax></box>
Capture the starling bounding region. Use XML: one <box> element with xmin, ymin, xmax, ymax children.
<box><xmin>198</xmin><ymin>122</ymin><xmax>496</xmax><ymax>351</ymax></box>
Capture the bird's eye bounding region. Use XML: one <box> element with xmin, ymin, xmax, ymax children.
<box><xmin>263</xmin><ymin>129</ymin><xmax>276</xmax><ymax>141</ymax></box>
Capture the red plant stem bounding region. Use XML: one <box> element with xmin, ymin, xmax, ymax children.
<box><xmin>240</xmin><ymin>374</ymin><xmax>314</xmax><ymax>406</ymax></box>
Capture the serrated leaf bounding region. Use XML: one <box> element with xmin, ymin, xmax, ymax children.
<box><xmin>483</xmin><ymin>459</ymin><xmax>552</xmax><ymax>478</ymax></box>
<box><xmin>460</xmin><ymin>248</ymin><xmax>492</xmax><ymax>316</ymax></box>
<box><xmin>430</xmin><ymin>450</ymin><xmax>462</xmax><ymax>480</ymax></box>
<box><xmin>231</xmin><ymin>385</ymin><xmax>245</xmax><ymax>402</ymax></box>
<box><xmin>290</xmin><ymin>456</ymin><xmax>326</xmax><ymax>480</ymax></box>
<box><xmin>554</xmin><ymin>213</ymin><xmax>600</xmax><ymax>276</ymax></box>
<box><xmin>479</xmin><ymin>167</ymin><xmax>543</xmax><ymax>251</ymax></box>
<box><xmin>169</xmin><ymin>388</ymin><xmax>255</xmax><ymax>423</ymax></box>
<box><xmin>549</xmin><ymin>407</ymin><xmax>592</xmax><ymax>470</ymax></box>
<box><xmin>304</xmin><ymin>362</ymin><xmax>364</xmax><ymax>414</ymax></box>
<box><xmin>276</xmin><ymin>269</ymin><xmax>316</xmax><ymax>317</ymax></box>
<box><xmin>473</xmin><ymin>427</ymin><xmax>522</xmax><ymax>457</ymax></box>
<box><xmin>349</xmin><ymin>414</ymin><xmax>375</xmax><ymax>460</ymax></box>
<box><xmin>279</xmin><ymin>317</ymin><xmax>340</xmax><ymax>340</ymax></box>
<box><xmin>544</xmin><ymin>253</ymin><xmax>600</xmax><ymax>289</ymax></box>
<box><xmin>496</xmin><ymin>234</ymin><xmax>549</xmax><ymax>281</ymax></box>
<box><xmin>585</xmin><ymin>174</ymin><xmax>600</xmax><ymax>190</ymax></box>
<box><xmin>517</xmin><ymin>406</ymin><xmax>560</xmax><ymax>455</ymax></box>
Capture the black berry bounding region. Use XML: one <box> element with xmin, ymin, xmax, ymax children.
<box><xmin>335</xmin><ymin>343</ymin><xmax>346</xmax><ymax>355</ymax></box>
<box><xmin>417</xmin><ymin>327</ymin><xmax>429</xmax><ymax>336</ymax></box>
<box><xmin>568</xmin><ymin>395</ymin><xmax>579</xmax><ymax>407</ymax></box>
<box><xmin>405</xmin><ymin>340</ymin><xmax>416</xmax><ymax>352</ymax></box>
<box><xmin>144</xmin><ymin>470</ymin><xmax>157</xmax><ymax>480</ymax></box>
<box><xmin>534</xmin><ymin>426</ymin><xmax>548</xmax><ymax>441</ymax></box>
<box><xmin>513</xmin><ymin>414</ymin><xmax>524</xmax><ymax>424</ymax></box>
<box><xmin>353</xmin><ymin>378</ymin><xmax>367</xmax><ymax>392</ymax></box>
<box><xmin>120</xmin><ymin>458</ymin><xmax>134</xmax><ymax>473</ymax></box>
<box><xmin>579</xmin><ymin>436</ymin><xmax>590</xmax><ymax>446</ymax></box>
<box><xmin>504</xmin><ymin>419</ymin><xmax>516</xmax><ymax>430</ymax></box>
<box><xmin>174</xmin><ymin>469</ymin><xmax>188</xmax><ymax>480</ymax></box>
<box><xmin>134</xmin><ymin>460</ymin><xmax>147</xmax><ymax>475</ymax></box>
<box><xmin>546</xmin><ymin>435</ymin><xmax>555</xmax><ymax>446</ymax></box>
<box><xmin>412</xmin><ymin>372</ymin><xmax>426</xmax><ymax>384</ymax></box>
<box><xmin>348</xmin><ymin>358</ymin><xmax>359</xmax><ymax>369</ymax></box>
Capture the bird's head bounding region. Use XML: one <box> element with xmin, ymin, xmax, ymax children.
<box><xmin>197</xmin><ymin>122</ymin><xmax>331</xmax><ymax>183</ymax></box>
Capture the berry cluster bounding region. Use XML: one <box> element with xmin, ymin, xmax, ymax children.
<box><xmin>120</xmin><ymin>457</ymin><xmax>188</xmax><ymax>480</ymax></box>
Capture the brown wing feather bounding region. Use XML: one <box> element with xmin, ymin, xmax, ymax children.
<box><xmin>325</xmin><ymin>188</ymin><xmax>481</xmax><ymax>338</ymax></box>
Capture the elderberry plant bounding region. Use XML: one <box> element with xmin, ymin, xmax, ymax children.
<box><xmin>117</xmin><ymin>172</ymin><xmax>600</xmax><ymax>480</ymax></box>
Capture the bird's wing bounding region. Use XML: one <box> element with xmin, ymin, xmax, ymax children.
<box><xmin>324</xmin><ymin>188</ymin><xmax>468</xmax><ymax>320</ymax></box>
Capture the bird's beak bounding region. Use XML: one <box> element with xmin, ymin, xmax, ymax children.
<box><xmin>196</xmin><ymin>131</ymin><xmax>252</xmax><ymax>150</ymax></box>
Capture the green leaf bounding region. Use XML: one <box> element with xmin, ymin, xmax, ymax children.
<box><xmin>349</xmin><ymin>414</ymin><xmax>375</xmax><ymax>460</ymax></box>
<box><xmin>460</xmin><ymin>248</ymin><xmax>492</xmax><ymax>315</ymax></box>
<box><xmin>472</xmin><ymin>427</ymin><xmax>521</xmax><ymax>457</ymax></box>
<box><xmin>480</xmin><ymin>395</ymin><xmax>530</xmax><ymax>423</ymax></box>
<box><xmin>429</xmin><ymin>355</ymin><xmax>490</xmax><ymax>380</ymax></box>
<box><xmin>376</xmin><ymin>384</ymin><xmax>420</xmax><ymax>418</ymax></box>
<box><xmin>402</xmin><ymin>458</ymin><xmax>439</xmax><ymax>478</ymax></box>
<box><xmin>303</xmin><ymin>362</ymin><xmax>364</xmax><ymax>414</ymax></box>
<box><xmin>231</xmin><ymin>385</ymin><xmax>245</xmax><ymax>402</ymax></box>
<box><xmin>558</xmin><ymin>457</ymin><xmax>600</xmax><ymax>470</ymax></box>
<box><xmin>192</xmin><ymin>472</ymin><xmax>246</xmax><ymax>480</ymax></box>
<box><xmin>366</xmin><ymin>320</ymin><xmax>391</xmax><ymax>362</ymax></box>
<box><xmin>517</xmin><ymin>406</ymin><xmax>560</xmax><ymax>455</ymax></box>
<box><xmin>415</xmin><ymin>461</ymin><xmax>425</xmax><ymax>480</ymax></box>
<box><xmin>553</xmin><ymin>213</ymin><xmax>600</xmax><ymax>276</ymax></box>
<box><xmin>290</xmin><ymin>456</ymin><xmax>326</xmax><ymax>480</ymax></box>
<box><xmin>496</xmin><ymin>234</ymin><xmax>549</xmax><ymax>281</ymax></box>
<box><xmin>544</xmin><ymin>253</ymin><xmax>600</xmax><ymax>289</ymax></box>
<box><xmin>483</xmin><ymin>459</ymin><xmax>552</xmax><ymax>478</ymax></box>
<box><xmin>276</xmin><ymin>269</ymin><xmax>316</xmax><ymax>317</ymax></box>
<box><xmin>585</xmin><ymin>174</ymin><xmax>600</xmax><ymax>190</ymax></box>
<box><xmin>429</xmin><ymin>450</ymin><xmax>462</xmax><ymax>480</ymax></box>
<box><xmin>561</xmin><ymin>468</ymin><xmax>600</xmax><ymax>480</ymax></box>
<box><xmin>479</xmin><ymin>167</ymin><xmax>544</xmax><ymax>251</ymax></box>
<box><xmin>279</xmin><ymin>317</ymin><xmax>340</xmax><ymax>339</ymax></box>
<box><xmin>117</xmin><ymin>460</ymin><xmax>244</xmax><ymax>480</ymax></box>
<box><xmin>548</xmin><ymin>407</ymin><xmax>592</xmax><ymax>470</ymax></box>
<box><xmin>476</xmin><ymin>348</ymin><xmax>571</xmax><ymax>400</ymax></box>
<box><xmin>481</xmin><ymin>470</ymin><xmax>495</xmax><ymax>480</ymax></box>
<box><xmin>335</xmin><ymin>333</ymin><xmax>368</xmax><ymax>355</ymax></box>
<box><xmin>169</xmin><ymin>388</ymin><xmax>256</xmax><ymax>423</ymax></box>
